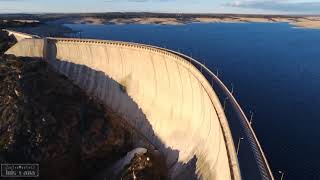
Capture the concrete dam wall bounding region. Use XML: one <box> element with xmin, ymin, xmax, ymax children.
<box><xmin>2</xmin><ymin>29</ymin><xmax>39</xmax><ymax>42</ymax></box>
<box><xmin>6</xmin><ymin>37</ymin><xmax>241</xmax><ymax>180</ymax></box>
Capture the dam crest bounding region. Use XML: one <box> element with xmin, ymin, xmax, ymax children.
<box><xmin>4</xmin><ymin>29</ymin><xmax>273</xmax><ymax>180</ymax></box>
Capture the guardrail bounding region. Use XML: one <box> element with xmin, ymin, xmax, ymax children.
<box><xmin>1</xmin><ymin>29</ymin><xmax>40</xmax><ymax>40</ymax></box>
<box><xmin>157</xmin><ymin>47</ymin><xmax>275</xmax><ymax>180</ymax></box>
<box><xmin>140</xmin><ymin>41</ymin><xmax>274</xmax><ymax>180</ymax></box>
<box><xmin>48</xmin><ymin>37</ymin><xmax>274</xmax><ymax>179</ymax></box>
<box><xmin>8</xmin><ymin>32</ymin><xmax>274</xmax><ymax>179</ymax></box>
<box><xmin>47</xmin><ymin>37</ymin><xmax>241</xmax><ymax>180</ymax></box>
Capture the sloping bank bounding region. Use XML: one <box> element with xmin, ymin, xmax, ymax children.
<box><xmin>5</xmin><ymin>34</ymin><xmax>241</xmax><ymax>179</ymax></box>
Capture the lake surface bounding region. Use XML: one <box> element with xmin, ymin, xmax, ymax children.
<box><xmin>65</xmin><ymin>22</ymin><xmax>320</xmax><ymax>180</ymax></box>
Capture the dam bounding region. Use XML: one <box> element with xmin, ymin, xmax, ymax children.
<box><xmin>4</xmin><ymin>30</ymin><xmax>274</xmax><ymax>180</ymax></box>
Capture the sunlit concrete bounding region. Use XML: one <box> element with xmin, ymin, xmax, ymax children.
<box><xmin>6</xmin><ymin>36</ymin><xmax>241</xmax><ymax>180</ymax></box>
<box><xmin>2</xmin><ymin>29</ymin><xmax>37</xmax><ymax>41</ymax></box>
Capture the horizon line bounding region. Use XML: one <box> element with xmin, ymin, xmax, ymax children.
<box><xmin>0</xmin><ymin>12</ymin><xmax>319</xmax><ymax>16</ymax></box>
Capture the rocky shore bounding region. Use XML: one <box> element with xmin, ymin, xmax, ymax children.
<box><xmin>61</xmin><ymin>15</ymin><xmax>320</xmax><ymax>29</ymax></box>
<box><xmin>2</xmin><ymin>14</ymin><xmax>320</xmax><ymax>38</ymax></box>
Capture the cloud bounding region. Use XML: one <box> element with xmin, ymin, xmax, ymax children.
<box><xmin>226</xmin><ymin>0</ymin><xmax>320</xmax><ymax>13</ymax></box>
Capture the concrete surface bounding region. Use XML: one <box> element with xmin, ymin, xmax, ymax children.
<box><xmin>6</xmin><ymin>36</ymin><xmax>241</xmax><ymax>180</ymax></box>
<box><xmin>2</xmin><ymin>29</ymin><xmax>38</xmax><ymax>41</ymax></box>
<box><xmin>165</xmin><ymin>49</ymin><xmax>274</xmax><ymax>180</ymax></box>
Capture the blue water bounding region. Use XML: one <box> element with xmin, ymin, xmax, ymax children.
<box><xmin>65</xmin><ymin>22</ymin><xmax>320</xmax><ymax>180</ymax></box>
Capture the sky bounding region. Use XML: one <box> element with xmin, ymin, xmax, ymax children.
<box><xmin>1</xmin><ymin>0</ymin><xmax>320</xmax><ymax>14</ymax></box>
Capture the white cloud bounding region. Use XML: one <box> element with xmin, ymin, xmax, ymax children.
<box><xmin>226</xmin><ymin>0</ymin><xmax>320</xmax><ymax>13</ymax></box>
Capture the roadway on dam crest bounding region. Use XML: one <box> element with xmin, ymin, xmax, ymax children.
<box><xmin>4</xmin><ymin>30</ymin><xmax>272</xmax><ymax>180</ymax></box>
<box><xmin>6</xmin><ymin>35</ymin><xmax>240</xmax><ymax>180</ymax></box>
<box><xmin>2</xmin><ymin>29</ymin><xmax>40</xmax><ymax>41</ymax></box>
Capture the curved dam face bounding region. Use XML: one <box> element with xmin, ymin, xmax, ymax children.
<box><xmin>6</xmin><ymin>37</ymin><xmax>240</xmax><ymax>180</ymax></box>
<box><xmin>2</xmin><ymin>29</ymin><xmax>39</xmax><ymax>42</ymax></box>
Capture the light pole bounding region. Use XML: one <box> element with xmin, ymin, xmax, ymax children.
<box><xmin>236</xmin><ymin>137</ymin><xmax>244</xmax><ymax>155</ymax></box>
<box><xmin>216</xmin><ymin>69</ymin><xmax>219</xmax><ymax>77</ymax></box>
<box><xmin>223</xmin><ymin>97</ymin><xmax>229</xmax><ymax>110</ymax></box>
<box><xmin>278</xmin><ymin>171</ymin><xmax>285</xmax><ymax>180</ymax></box>
<box><xmin>78</xmin><ymin>32</ymin><xmax>82</xmax><ymax>39</ymax></box>
<box><xmin>249</xmin><ymin>110</ymin><xmax>254</xmax><ymax>125</ymax></box>
<box><xmin>231</xmin><ymin>83</ymin><xmax>234</xmax><ymax>94</ymax></box>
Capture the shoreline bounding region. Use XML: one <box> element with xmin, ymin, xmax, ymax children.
<box><xmin>59</xmin><ymin>16</ymin><xmax>320</xmax><ymax>29</ymax></box>
<box><xmin>3</xmin><ymin>14</ymin><xmax>320</xmax><ymax>37</ymax></box>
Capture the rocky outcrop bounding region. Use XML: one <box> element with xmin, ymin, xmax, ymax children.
<box><xmin>0</xmin><ymin>30</ymin><xmax>17</xmax><ymax>54</ymax></box>
<box><xmin>0</xmin><ymin>55</ymin><xmax>129</xmax><ymax>179</ymax></box>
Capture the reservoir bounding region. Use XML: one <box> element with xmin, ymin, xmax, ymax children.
<box><xmin>65</xmin><ymin>22</ymin><xmax>320</xmax><ymax>180</ymax></box>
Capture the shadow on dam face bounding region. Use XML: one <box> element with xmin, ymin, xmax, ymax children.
<box><xmin>47</xmin><ymin>43</ymin><xmax>200</xmax><ymax>179</ymax></box>
<box><xmin>5</xmin><ymin>37</ymin><xmax>240</xmax><ymax>180</ymax></box>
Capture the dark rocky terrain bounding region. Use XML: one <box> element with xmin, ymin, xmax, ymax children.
<box><xmin>0</xmin><ymin>30</ymin><xmax>168</xmax><ymax>180</ymax></box>
<box><xmin>0</xmin><ymin>54</ymin><xmax>134</xmax><ymax>179</ymax></box>
<box><xmin>120</xmin><ymin>150</ymin><xmax>168</xmax><ymax>180</ymax></box>
<box><xmin>0</xmin><ymin>31</ymin><xmax>16</xmax><ymax>54</ymax></box>
<box><xmin>0</xmin><ymin>19</ymin><xmax>40</xmax><ymax>28</ymax></box>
